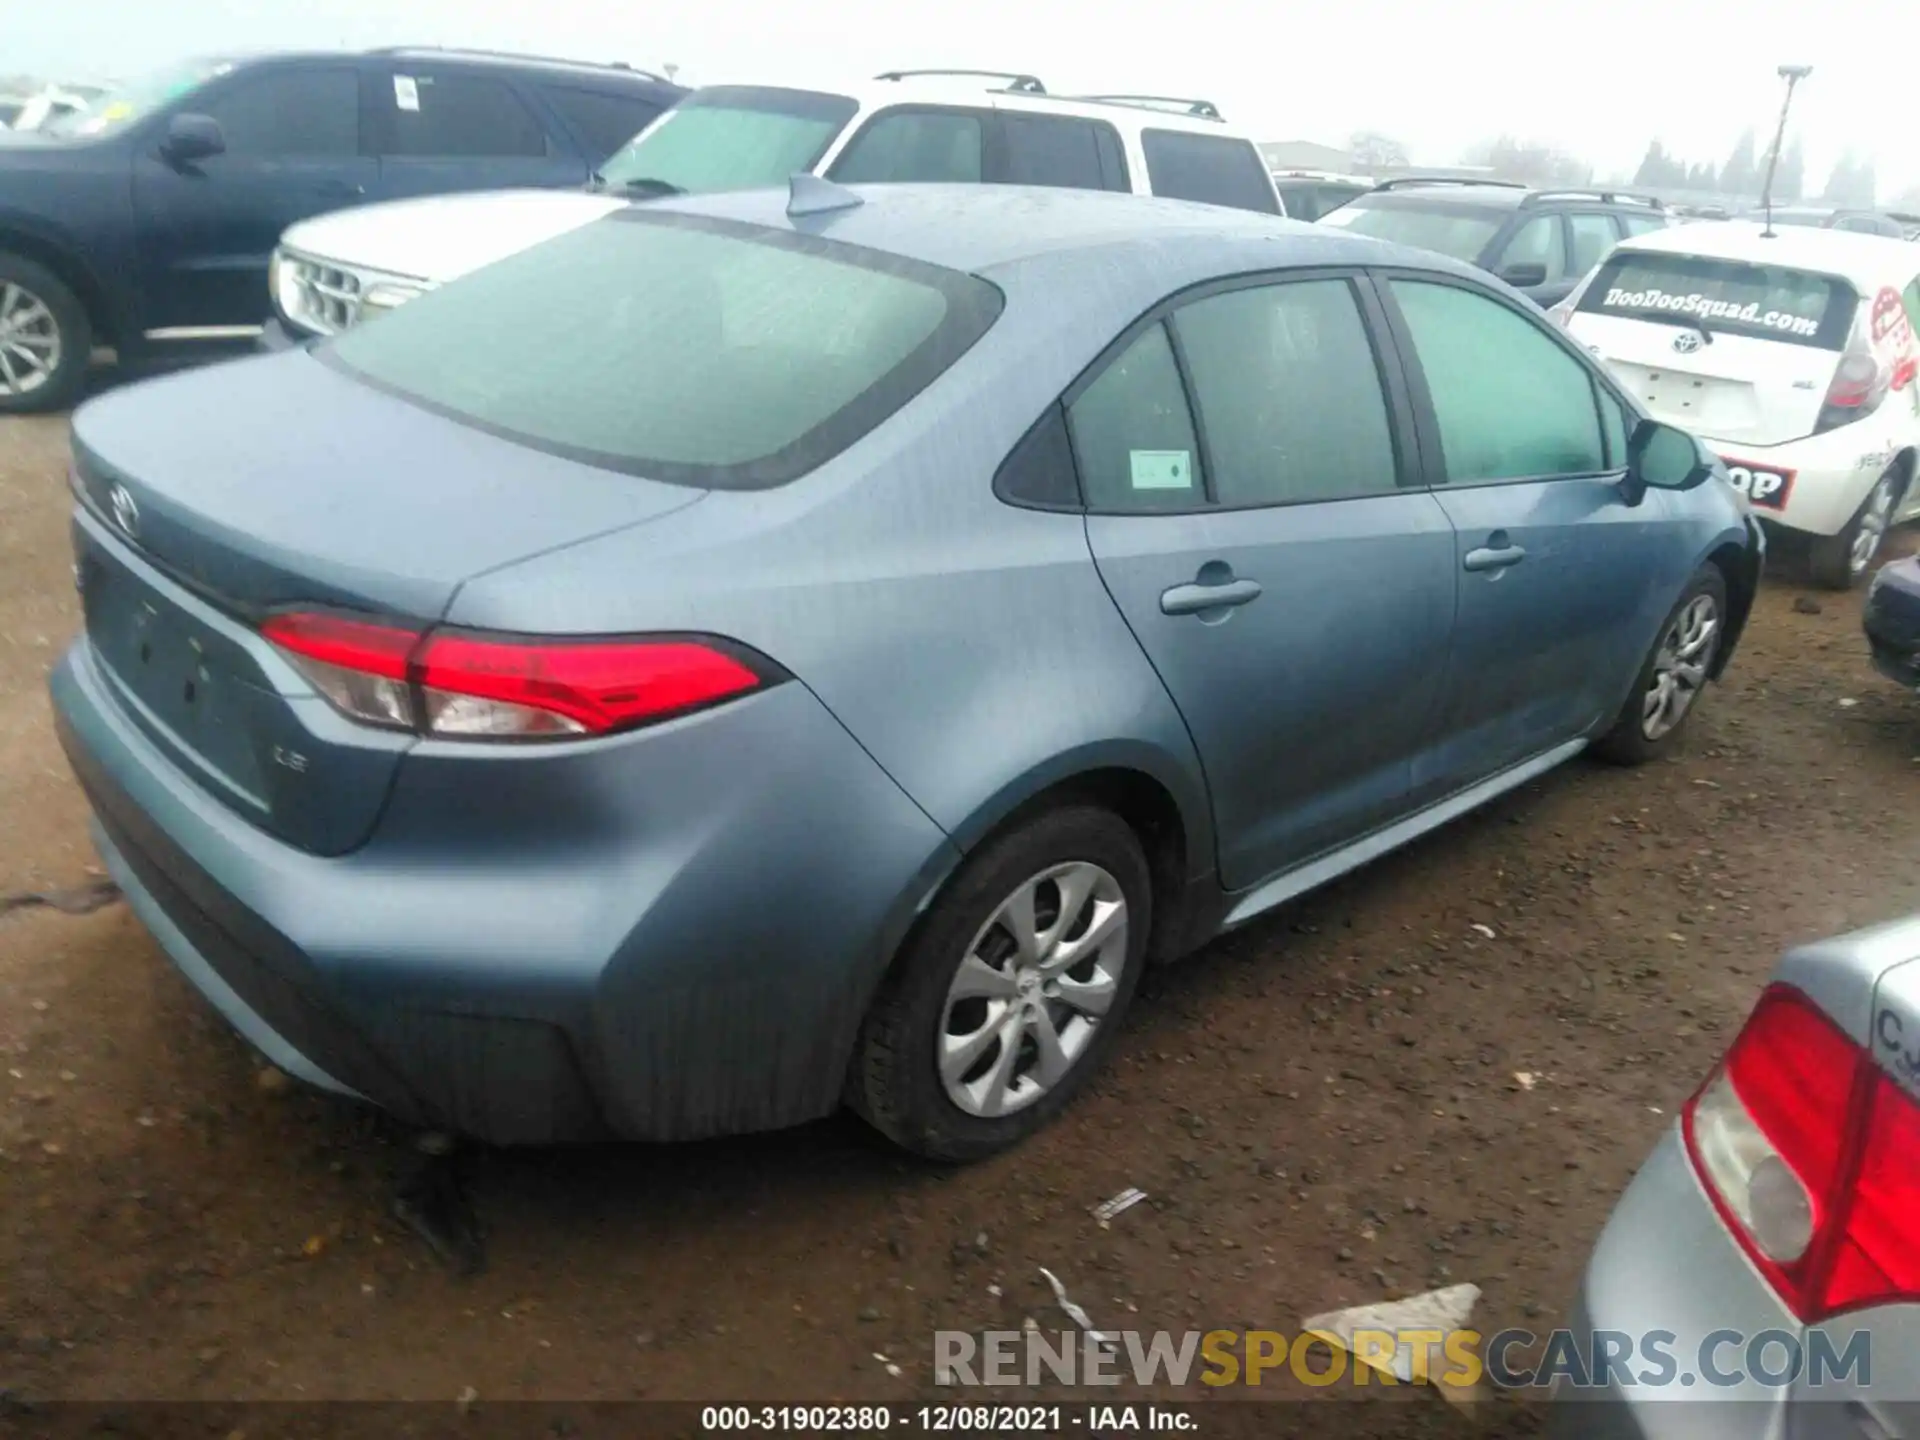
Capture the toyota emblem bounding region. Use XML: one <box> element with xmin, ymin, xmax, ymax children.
<box><xmin>1672</xmin><ymin>331</ymin><xmax>1702</xmax><ymax>354</ymax></box>
<box><xmin>109</xmin><ymin>484</ymin><xmax>139</xmax><ymax>538</ymax></box>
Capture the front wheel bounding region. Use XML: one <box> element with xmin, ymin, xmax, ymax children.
<box><xmin>1592</xmin><ymin>564</ymin><xmax>1728</xmax><ymax>766</ymax></box>
<box><xmin>849</xmin><ymin>805</ymin><xmax>1151</xmax><ymax>1161</ymax></box>
<box><xmin>0</xmin><ymin>253</ymin><xmax>91</xmax><ymax>415</ymax></box>
<box><xmin>1808</xmin><ymin>470</ymin><xmax>1899</xmax><ymax>590</ymax></box>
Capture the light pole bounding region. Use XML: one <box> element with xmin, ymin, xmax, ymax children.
<box><xmin>1758</xmin><ymin>64</ymin><xmax>1811</xmax><ymax>235</ymax></box>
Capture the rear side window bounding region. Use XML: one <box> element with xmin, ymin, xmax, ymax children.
<box><xmin>202</xmin><ymin>67</ymin><xmax>360</xmax><ymax>156</ymax></box>
<box><xmin>1566</xmin><ymin>214</ymin><xmax>1620</xmax><ymax>275</ymax></box>
<box><xmin>1140</xmin><ymin>130</ymin><xmax>1280</xmax><ymax>214</ymax></box>
<box><xmin>998</xmin><ymin>113</ymin><xmax>1127</xmax><ymax>191</ymax></box>
<box><xmin>540</xmin><ymin>86</ymin><xmax>667</xmax><ymax>163</ymax></box>
<box><xmin>1391</xmin><ymin>279</ymin><xmax>1606</xmax><ymax>484</ymax></box>
<box><xmin>382</xmin><ymin>71</ymin><xmax>548</xmax><ymax>158</ymax></box>
<box><xmin>830</xmin><ymin>109</ymin><xmax>984</xmax><ymax>184</ymax></box>
<box><xmin>326</xmin><ymin>213</ymin><xmax>1003</xmax><ymax>489</ymax></box>
<box><xmin>1066</xmin><ymin>322</ymin><xmax>1205</xmax><ymax>512</ymax></box>
<box><xmin>1576</xmin><ymin>252</ymin><xmax>1858</xmax><ymax>349</ymax></box>
<box><xmin>1172</xmin><ymin>279</ymin><xmax>1399</xmax><ymax>506</ymax></box>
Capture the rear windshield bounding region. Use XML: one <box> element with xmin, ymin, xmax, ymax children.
<box><xmin>326</xmin><ymin>211</ymin><xmax>1003</xmax><ymax>489</ymax></box>
<box><xmin>1317</xmin><ymin>198</ymin><xmax>1506</xmax><ymax>263</ymax></box>
<box><xmin>596</xmin><ymin>86</ymin><xmax>858</xmax><ymax>195</ymax></box>
<box><xmin>1575</xmin><ymin>251</ymin><xmax>1857</xmax><ymax>349</ymax></box>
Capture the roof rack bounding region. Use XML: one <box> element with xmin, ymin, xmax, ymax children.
<box><xmin>873</xmin><ymin>68</ymin><xmax>1046</xmax><ymax>94</ymax></box>
<box><xmin>1072</xmin><ymin>93</ymin><xmax>1222</xmax><ymax>121</ymax></box>
<box><xmin>1522</xmin><ymin>188</ymin><xmax>1665</xmax><ymax>210</ymax></box>
<box><xmin>1369</xmin><ymin>175</ymin><xmax>1527</xmax><ymax>192</ymax></box>
<box><xmin>374</xmin><ymin>46</ymin><xmax>667</xmax><ymax>81</ymax></box>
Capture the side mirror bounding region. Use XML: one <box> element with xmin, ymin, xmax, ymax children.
<box><xmin>161</xmin><ymin>113</ymin><xmax>225</xmax><ymax>165</ymax></box>
<box><xmin>1622</xmin><ymin>418</ymin><xmax>1710</xmax><ymax>507</ymax></box>
<box><xmin>1499</xmin><ymin>261</ymin><xmax>1549</xmax><ymax>289</ymax></box>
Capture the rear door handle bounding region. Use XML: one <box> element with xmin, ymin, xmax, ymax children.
<box><xmin>1160</xmin><ymin>577</ymin><xmax>1263</xmax><ymax>616</ymax></box>
<box><xmin>1463</xmin><ymin>544</ymin><xmax>1526</xmax><ymax>573</ymax></box>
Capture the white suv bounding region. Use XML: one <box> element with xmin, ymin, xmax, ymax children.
<box><xmin>1557</xmin><ymin>221</ymin><xmax>1920</xmax><ymax>587</ymax></box>
<box><xmin>266</xmin><ymin>70</ymin><xmax>1285</xmax><ymax>343</ymax></box>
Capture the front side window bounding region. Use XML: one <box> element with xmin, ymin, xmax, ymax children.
<box><xmin>1566</xmin><ymin>214</ymin><xmax>1620</xmax><ymax>275</ymax></box>
<box><xmin>1066</xmin><ymin>323</ymin><xmax>1205</xmax><ymax>512</ymax></box>
<box><xmin>541</xmin><ymin>86</ymin><xmax>667</xmax><ymax>164</ymax></box>
<box><xmin>1139</xmin><ymin>130</ymin><xmax>1281</xmax><ymax>214</ymax></box>
<box><xmin>202</xmin><ymin>68</ymin><xmax>360</xmax><ymax>156</ymax></box>
<box><xmin>381</xmin><ymin>71</ymin><xmax>548</xmax><ymax>158</ymax></box>
<box><xmin>1497</xmin><ymin>215</ymin><xmax>1567</xmax><ymax>281</ymax></box>
<box><xmin>1171</xmin><ymin>279</ymin><xmax>1398</xmax><ymax>506</ymax></box>
<box><xmin>1390</xmin><ymin>279</ymin><xmax>1605</xmax><ymax>484</ymax></box>
<box><xmin>1318</xmin><ymin>199</ymin><xmax>1507</xmax><ymax>265</ymax></box>
<box><xmin>828</xmin><ymin>109</ymin><xmax>984</xmax><ymax>184</ymax></box>
<box><xmin>327</xmin><ymin>213</ymin><xmax>1003</xmax><ymax>489</ymax></box>
<box><xmin>598</xmin><ymin>86</ymin><xmax>858</xmax><ymax>193</ymax></box>
<box><xmin>1576</xmin><ymin>251</ymin><xmax>1857</xmax><ymax>349</ymax></box>
<box><xmin>1619</xmin><ymin>214</ymin><xmax>1668</xmax><ymax>237</ymax></box>
<box><xmin>997</xmin><ymin>113</ymin><xmax>1125</xmax><ymax>191</ymax></box>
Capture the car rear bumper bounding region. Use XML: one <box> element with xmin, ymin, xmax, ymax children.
<box><xmin>1703</xmin><ymin>433</ymin><xmax>1893</xmax><ymax>539</ymax></box>
<box><xmin>1865</xmin><ymin>559</ymin><xmax>1920</xmax><ymax>691</ymax></box>
<box><xmin>52</xmin><ymin>635</ymin><xmax>958</xmax><ymax>1144</ymax></box>
<box><xmin>1547</xmin><ymin>1129</ymin><xmax>1794</xmax><ymax>1436</ymax></box>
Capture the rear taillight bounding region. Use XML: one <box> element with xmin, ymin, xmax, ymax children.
<box><xmin>1683</xmin><ymin>984</ymin><xmax>1920</xmax><ymax>1319</ymax></box>
<box><xmin>1814</xmin><ymin>338</ymin><xmax>1892</xmax><ymax>435</ymax></box>
<box><xmin>262</xmin><ymin>612</ymin><xmax>770</xmax><ymax>742</ymax></box>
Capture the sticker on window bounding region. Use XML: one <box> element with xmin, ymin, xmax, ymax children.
<box><xmin>393</xmin><ymin>75</ymin><xmax>420</xmax><ymax>112</ymax></box>
<box><xmin>1130</xmin><ymin>449</ymin><xmax>1194</xmax><ymax>491</ymax></box>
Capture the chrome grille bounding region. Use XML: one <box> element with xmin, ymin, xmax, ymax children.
<box><xmin>286</xmin><ymin>255</ymin><xmax>367</xmax><ymax>336</ymax></box>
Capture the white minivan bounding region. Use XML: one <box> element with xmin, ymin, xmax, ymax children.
<box><xmin>265</xmin><ymin>70</ymin><xmax>1285</xmax><ymax>344</ymax></box>
<box><xmin>1556</xmin><ymin>221</ymin><xmax>1920</xmax><ymax>587</ymax></box>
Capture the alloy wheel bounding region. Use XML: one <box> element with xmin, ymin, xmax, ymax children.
<box><xmin>1641</xmin><ymin>592</ymin><xmax>1720</xmax><ymax>740</ymax></box>
<box><xmin>0</xmin><ymin>282</ymin><xmax>61</xmax><ymax>399</ymax></box>
<box><xmin>1850</xmin><ymin>476</ymin><xmax>1897</xmax><ymax>577</ymax></box>
<box><xmin>937</xmin><ymin>861</ymin><xmax>1127</xmax><ymax>1118</ymax></box>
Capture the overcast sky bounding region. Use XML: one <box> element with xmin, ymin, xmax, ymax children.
<box><xmin>13</xmin><ymin>0</ymin><xmax>1919</xmax><ymax>197</ymax></box>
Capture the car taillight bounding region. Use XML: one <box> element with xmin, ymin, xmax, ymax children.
<box><xmin>262</xmin><ymin>611</ymin><xmax>770</xmax><ymax>741</ymax></box>
<box><xmin>1683</xmin><ymin>984</ymin><xmax>1920</xmax><ymax>1320</ymax></box>
<box><xmin>1814</xmin><ymin>342</ymin><xmax>1891</xmax><ymax>435</ymax></box>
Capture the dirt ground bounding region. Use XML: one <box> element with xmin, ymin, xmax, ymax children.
<box><xmin>2</xmin><ymin>399</ymin><xmax>1918</xmax><ymax>1431</ymax></box>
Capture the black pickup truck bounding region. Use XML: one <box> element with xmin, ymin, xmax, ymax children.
<box><xmin>0</xmin><ymin>47</ymin><xmax>683</xmax><ymax>411</ymax></box>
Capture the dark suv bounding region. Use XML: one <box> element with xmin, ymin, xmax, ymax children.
<box><xmin>0</xmin><ymin>47</ymin><xmax>684</xmax><ymax>411</ymax></box>
<box><xmin>1317</xmin><ymin>179</ymin><xmax>1670</xmax><ymax>307</ymax></box>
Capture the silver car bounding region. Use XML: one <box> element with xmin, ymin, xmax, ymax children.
<box><xmin>1553</xmin><ymin>913</ymin><xmax>1920</xmax><ymax>1436</ymax></box>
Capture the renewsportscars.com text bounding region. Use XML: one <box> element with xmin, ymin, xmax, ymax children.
<box><xmin>1603</xmin><ymin>286</ymin><xmax>1821</xmax><ymax>337</ymax></box>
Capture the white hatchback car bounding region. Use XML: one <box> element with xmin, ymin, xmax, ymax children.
<box><xmin>1557</xmin><ymin>222</ymin><xmax>1920</xmax><ymax>587</ymax></box>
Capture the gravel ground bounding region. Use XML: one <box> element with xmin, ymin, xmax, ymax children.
<box><xmin>2</xmin><ymin>401</ymin><xmax>1918</xmax><ymax>1433</ymax></box>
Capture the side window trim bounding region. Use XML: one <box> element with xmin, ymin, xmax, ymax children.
<box><xmin>1056</xmin><ymin>266</ymin><xmax>1421</xmax><ymax>515</ymax></box>
<box><xmin>1369</xmin><ymin>264</ymin><xmax>1626</xmax><ymax>489</ymax></box>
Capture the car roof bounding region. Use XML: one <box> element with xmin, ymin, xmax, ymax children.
<box><xmin>646</xmin><ymin>181</ymin><xmax>1470</xmax><ymax>280</ymax></box>
<box><xmin>222</xmin><ymin>47</ymin><xmax>681</xmax><ymax>89</ymax></box>
<box><xmin>1614</xmin><ymin>219</ymin><xmax>1920</xmax><ymax>286</ymax></box>
<box><xmin>1351</xmin><ymin>182</ymin><xmax>1534</xmax><ymax>210</ymax></box>
<box><xmin>714</xmin><ymin>73</ymin><xmax>1260</xmax><ymax>141</ymax></box>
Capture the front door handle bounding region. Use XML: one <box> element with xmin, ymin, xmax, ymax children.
<box><xmin>1463</xmin><ymin>543</ymin><xmax>1527</xmax><ymax>573</ymax></box>
<box><xmin>1160</xmin><ymin>577</ymin><xmax>1263</xmax><ymax>616</ymax></box>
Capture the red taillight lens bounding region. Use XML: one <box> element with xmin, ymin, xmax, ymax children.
<box><xmin>262</xmin><ymin>611</ymin><xmax>769</xmax><ymax>741</ymax></box>
<box><xmin>1683</xmin><ymin>983</ymin><xmax>1920</xmax><ymax>1320</ymax></box>
<box><xmin>1815</xmin><ymin>346</ymin><xmax>1890</xmax><ymax>434</ymax></box>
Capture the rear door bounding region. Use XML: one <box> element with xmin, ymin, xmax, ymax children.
<box><xmin>1380</xmin><ymin>272</ymin><xmax>1683</xmax><ymax>795</ymax></box>
<box><xmin>1567</xmin><ymin>249</ymin><xmax>1857</xmax><ymax>447</ymax></box>
<box><xmin>131</xmin><ymin>63</ymin><xmax>375</xmax><ymax>332</ymax></box>
<box><xmin>369</xmin><ymin>63</ymin><xmax>585</xmax><ymax>201</ymax></box>
<box><xmin>1077</xmin><ymin>271</ymin><xmax>1456</xmax><ymax>890</ymax></box>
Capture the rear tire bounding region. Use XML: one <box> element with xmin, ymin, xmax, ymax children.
<box><xmin>1808</xmin><ymin>470</ymin><xmax>1899</xmax><ymax>590</ymax></box>
<box><xmin>1592</xmin><ymin>564</ymin><xmax>1728</xmax><ymax>766</ymax></box>
<box><xmin>0</xmin><ymin>252</ymin><xmax>91</xmax><ymax>415</ymax></box>
<box><xmin>849</xmin><ymin>805</ymin><xmax>1151</xmax><ymax>1162</ymax></box>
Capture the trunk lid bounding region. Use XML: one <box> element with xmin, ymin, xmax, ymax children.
<box><xmin>69</xmin><ymin>351</ymin><xmax>704</xmax><ymax>853</ymax></box>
